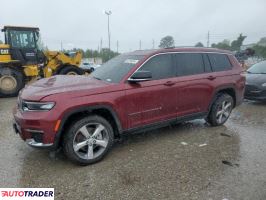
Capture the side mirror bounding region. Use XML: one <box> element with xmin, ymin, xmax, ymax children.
<box><xmin>128</xmin><ymin>70</ymin><xmax>152</xmax><ymax>82</ymax></box>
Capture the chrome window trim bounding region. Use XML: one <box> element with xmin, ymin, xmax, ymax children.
<box><xmin>127</xmin><ymin>51</ymin><xmax>232</xmax><ymax>81</ymax></box>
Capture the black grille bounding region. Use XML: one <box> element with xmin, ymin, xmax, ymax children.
<box><xmin>245</xmin><ymin>84</ymin><xmax>259</xmax><ymax>91</ymax></box>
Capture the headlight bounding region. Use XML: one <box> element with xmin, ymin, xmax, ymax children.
<box><xmin>262</xmin><ymin>83</ymin><xmax>266</xmax><ymax>87</ymax></box>
<box><xmin>22</xmin><ymin>101</ymin><xmax>55</xmax><ymax>111</ymax></box>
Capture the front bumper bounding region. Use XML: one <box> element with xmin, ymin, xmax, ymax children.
<box><xmin>26</xmin><ymin>139</ymin><xmax>53</xmax><ymax>148</ymax></box>
<box><xmin>13</xmin><ymin>106</ymin><xmax>61</xmax><ymax>150</ymax></box>
<box><xmin>244</xmin><ymin>84</ymin><xmax>266</xmax><ymax>101</ymax></box>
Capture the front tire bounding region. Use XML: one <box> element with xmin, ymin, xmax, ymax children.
<box><xmin>0</xmin><ymin>67</ymin><xmax>25</xmax><ymax>97</ymax></box>
<box><xmin>206</xmin><ymin>93</ymin><xmax>234</xmax><ymax>126</ymax></box>
<box><xmin>63</xmin><ymin>115</ymin><xmax>114</xmax><ymax>165</ymax></box>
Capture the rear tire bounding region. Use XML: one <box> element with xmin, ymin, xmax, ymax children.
<box><xmin>0</xmin><ymin>67</ymin><xmax>25</xmax><ymax>97</ymax></box>
<box><xmin>59</xmin><ymin>66</ymin><xmax>84</xmax><ymax>75</ymax></box>
<box><xmin>206</xmin><ymin>93</ymin><xmax>234</xmax><ymax>126</ymax></box>
<box><xmin>63</xmin><ymin>115</ymin><xmax>114</xmax><ymax>165</ymax></box>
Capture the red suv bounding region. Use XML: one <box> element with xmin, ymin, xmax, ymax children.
<box><xmin>13</xmin><ymin>48</ymin><xmax>245</xmax><ymax>165</ymax></box>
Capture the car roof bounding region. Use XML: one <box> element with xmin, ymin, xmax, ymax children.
<box><xmin>127</xmin><ymin>47</ymin><xmax>233</xmax><ymax>57</ymax></box>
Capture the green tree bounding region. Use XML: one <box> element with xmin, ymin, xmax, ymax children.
<box><xmin>159</xmin><ymin>36</ymin><xmax>175</xmax><ymax>48</ymax></box>
<box><xmin>253</xmin><ymin>45</ymin><xmax>266</xmax><ymax>58</ymax></box>
<box><xmin>83</xmin><ymin>48</ymin><xmax>119</xmax><ymax>62</ymax></box>
<box><xmin>257</xmin><ymin>37</ymin><xmax>266</xmax><ymax>46</ymax></box>
<box><xmin>100</xmin><ymin>48</ymin><xmax>119</xmax><ymax>62</ymax></box>
<box><xmin>231</xmin><ymin>34</ymin><xmax>246</xmax><ymax>51</ymax></box>
<box><xmin>0</xmin><ymin>40</ymin><xmax>3</xmax><ymax>44</ymax></box>
<box><xmin>211</xmin><ymin>41</ymin><xmax>231</xmax><ymax>50</ymax></box>
<box><xmin>195</xmin><ymin>42</ymin><xmax>204</xmax><ymax>47</ymax></box>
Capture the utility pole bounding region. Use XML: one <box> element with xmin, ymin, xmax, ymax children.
<box><xmin>104</xmin><ymin>10</ymin><xmax>112</xmax><ymax>51</ymax></box>
<box><xmin>116</xmin><ymin>40</ymin><xmax>119</xmax><ymax>53</ymax></box>
<box><xmin>139</xmin><ymin>40</ymin><xmax>142</xmax><ymax>50</ymax></box>
<box><xmin>100</xmin><ymin>38</ymin><xmax>102</xmax><ymax>52</ymax></box>
<box><xmin>207</xmin><ymin>31</ymin><xmax>210</xmax><ymax>47</ymax></box>
<box><xmin>152</xmin><ymin>39</ymin><xmax>155</xmax><ymax>49</ymax></box>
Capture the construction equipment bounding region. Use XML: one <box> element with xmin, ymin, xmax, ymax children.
<box><xmin>0</xmin><ymin>26</ymin><xmax>84</xmax><ymax>97</ymax></box>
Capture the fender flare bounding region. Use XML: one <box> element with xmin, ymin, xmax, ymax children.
<box><xmin>53</xmin><ymin>105</ymin><xmax>123</xmax><ymax>149</ymax></box>
<box><xmin>207</xmin><ymin>84</ymin><xmax>237</xmax><ymax>113</ymax></box>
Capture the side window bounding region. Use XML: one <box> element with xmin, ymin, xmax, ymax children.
<box><xmin>10</xmin><ymin>30</ymin><xmax>36</xmax><ymax>48</ymax></box>
<box><xmin>140</xmin><ymin>54</ymin><xmax>175</xmax><ymax>80</ymax></box>
<box><xmin>175</xmin><ymin>53</ymin><xmax>205</xmax><ymax>76</ymax></box>
<box><xmin>208</xmin><ymin>54</ymin><xmax>232</xmax><ymax>72</ymax></box>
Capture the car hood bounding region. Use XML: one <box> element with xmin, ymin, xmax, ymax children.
<box><xmin>246</xmin><ymin>73</ymin><xmax>266</xmax><ymax>85</ymax></box>
<box><xmin>21</xmin><ymin>75</ymin><xmax>112</xmax><ymax>101</ymax></box>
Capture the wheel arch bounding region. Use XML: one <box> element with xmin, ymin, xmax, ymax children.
<box><xmin>54</xmin><ymin>64</ymin><xmax>84</xmax><ymax>75</ymax></box>
<box><xmin>52</xmin><ymin>64</ymin><xmax>70</xmax><ymax>75</ymax></box>
<box><xmin>208</xmin><ymin>85</ymin><xmax>237</xmax><ymax>113</ymax></box>
<box><xmin>54</xmin><ymin>105</ymin><xmax>122</xmax><ymax>148</ymax></box>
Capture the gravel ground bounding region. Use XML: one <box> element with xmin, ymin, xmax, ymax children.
<box><xmin>0</xmin><ymin>98</ymin><xmax>266</xmax><ymax>200</ymax></box>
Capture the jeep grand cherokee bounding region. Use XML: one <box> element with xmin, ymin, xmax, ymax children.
<box><xmin>13</xmin><ymin>48</ymin><xmax>245</xmax><ymax>165</ymax></box>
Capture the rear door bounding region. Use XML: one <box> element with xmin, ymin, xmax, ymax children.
<box><xmin>174</xmin><ymin>53</ymin><xmax>214</xmax><ymax>116</ymax></box>
<box><xmin>125</xmin><ymin>53</ymin><xmax>178</xmax><ymax>128</ymax></box>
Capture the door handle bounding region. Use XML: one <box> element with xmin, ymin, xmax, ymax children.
<box><xmin>164</xmin><ymin>81</ymin><xmax>175</xmax><ymax>86</ymax></box>
<box><xmin>207</xmin><ymin>76</ymin><xmax>216</xmax><ymax>80</ymax></box>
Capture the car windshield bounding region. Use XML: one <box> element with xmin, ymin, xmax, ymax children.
<box><xmin>91</xmin><ymin>54</ymin><xmax>144</xmax><ymax>83</ymax></box>
<box><xmin>247</xmin><ymin>61</ymin><xmax>266</xmax><ymax>74</ymax></box>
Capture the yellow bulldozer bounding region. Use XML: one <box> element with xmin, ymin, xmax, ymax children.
<box><xmin>0</xmin><ymin>26</ymin><xmax>84</xmax><ymax>97</ymax></box>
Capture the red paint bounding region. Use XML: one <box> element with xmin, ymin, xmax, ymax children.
<box><xmin>13</xmin><ymin>48</ymin><xmax>245</xmax><ymax>145</ymax></box>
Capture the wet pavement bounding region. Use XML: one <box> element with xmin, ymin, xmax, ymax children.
<box><xmin>0</xmin><ymin>98</ymin><xmax>266</xmax><ymax>200</ymax></box>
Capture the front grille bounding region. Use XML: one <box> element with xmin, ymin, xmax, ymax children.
<box><xmin>32</xmin><ymin>132</ymin><xmax>43</xmax><ymax>143</ymax></box>
<box><xmin>245</xmin><ymin>84</ymin><xmax>264</xmax><ymax>97</ymax></box>
<box><xmin>245</xmin><ymin>84</ymin><xmax>259</xmax><ymax>91</ymax></box>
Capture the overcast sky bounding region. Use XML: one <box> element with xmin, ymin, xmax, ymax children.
<box><xmin>0</xmin><ymin>0</ymin><xmax>265</xmax><ymax>52</ymax></box>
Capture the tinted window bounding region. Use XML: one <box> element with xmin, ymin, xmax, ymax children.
<box><xmin>140</xmin><ymin>54</ymin><xmax>175</xmax><ymax>80</ymax></box>
<box><xmin>208</xmin><ymin>54</ymin><xmax>232</xmax><ymax>72</ymax></box>
<box><xmin>9</xmin><ymin>30</ymin><xmax>36</xmax><ymax>48</ymax></box>
<box><xmin>175</xmin><ymin>53</ymin><xmax>205</xmax><ymax>76</ymax></box>
<box><xmin>91</xmin><ymin>54</ymin><xmax>144</xmax><ymax>83</ymax></box>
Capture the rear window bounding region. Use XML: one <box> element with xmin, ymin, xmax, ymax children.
<box><xmin>175</xmin><ymin>53</ymin><xmax>205</xmax><ymax>76</ymax></box>
<box><xmin>208</xmin><ymin>54</ymin><xmax>232</xmax><ymax>72</ymax></box>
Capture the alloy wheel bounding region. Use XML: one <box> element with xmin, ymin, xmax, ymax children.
<box><xmin>73</xmin><ymin>123</ymin><xmax>109</xmax><ymax>160</ymax></box>
<box><xmin>216</xmin><ymin>100</ymin><xmax>232</xmax><ymax>124</ymax></box>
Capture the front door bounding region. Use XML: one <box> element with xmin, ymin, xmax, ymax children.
<box><xmin>125</xmin><ymin>53</ymin><xmax>178</xmax><ymax>129</ymax></box>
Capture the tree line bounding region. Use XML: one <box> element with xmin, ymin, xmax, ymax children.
<box><xmin>157</xmin><ymin>34</ymin><xmax>266</xmax><ymax>58</ymax></box>
<box><xmin>196</xmin><ymin>34</ymin><xmax>266</xmax><ymax>58</ymax></box>
<box><xmin>1</xmin><ymin>34</ymin><xmax>266</xmax><ymax>60</ymax></box>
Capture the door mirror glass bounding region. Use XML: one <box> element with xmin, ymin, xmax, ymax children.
<box><xmin>128</xmin><ymin>70</ymin><xmax>152</xmax><ymax>82</ymax></box>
